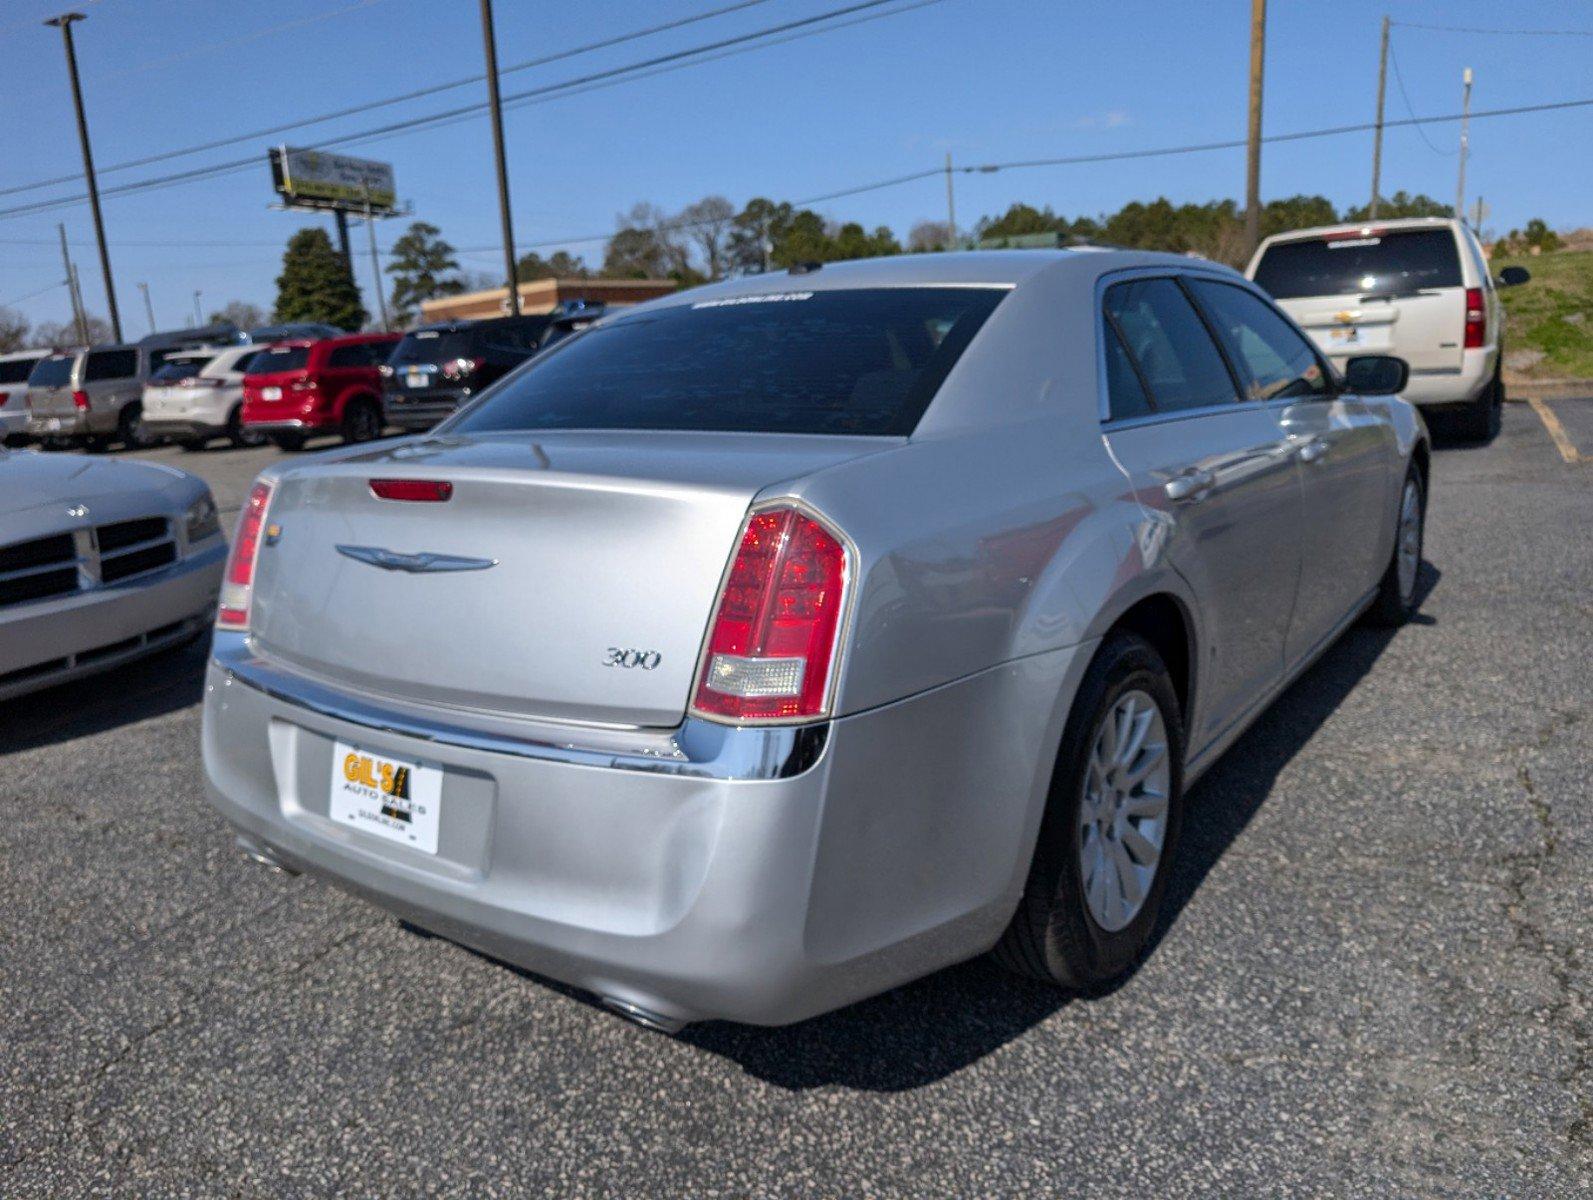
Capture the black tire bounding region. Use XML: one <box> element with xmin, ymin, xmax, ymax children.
<box><xmin>1363</xmin><ymin>463</ymin><xmax>1426</xmax><ymax>627</ymax></box>
<box><xmin>1454</xmin><ymin>368</ymin><xmax>1502</xmax><ymax>443</ymax></box>
<box><xmin>226</xmin><ymin>404</ymin><xmax>265</xmax><ymax>449</ymax></box>
<box><xmin>177</xmin><ymin>437</ymin><xmax>208</xmax><ymax>452</ymax></box>
<box><xmin>270</xmin><ymin>431</ymin><xmax>307</xmax><ymax>452</ymax></box>
<box><xmin>993</xmin><ymin>632</ymin><xmax>1186</xmax><ymax>989</ymax></box>
<box><xmin>342</xmin><ymin>397</ymin><xmax>382</xmax><ymax>444</ymax></box>
<box><xmin>118</xmin><ymin>403</ymin><xmax>155</xmax><ymax>450</ymax></box>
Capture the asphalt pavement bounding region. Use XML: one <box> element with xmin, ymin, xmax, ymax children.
<box><xmin>2</xmin><ymin>403</ymin><xmax>1589</xmax><ymax>1197</ymax></box>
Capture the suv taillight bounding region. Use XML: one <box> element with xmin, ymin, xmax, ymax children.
<box><xmin>217</xmin><ymin>480</ymin><xmax>273</xmax><ymax>630</ymax></box>
<box><xmin>1463</xmin><ymin>287</ymin><xmax>1486</xmax><ymax>349</ymax></box>
<box><xmin>289</xmin><ymin>376</ymin><xmax>317</xmax><ymax>392</ymax></box>
<box><xmin>691</xmin><ymin>504</ymin><xmax>850</xmax><ymax>724</ymax></box>
<box><xmin>441</xmin><ymin>356</ymin><xmax>483</xmax><ymax>381</ymax></box>
<box><xmin>72</xmin><ymin>390</ymin><xmax>90</xmax><ymax>410</ymax></box>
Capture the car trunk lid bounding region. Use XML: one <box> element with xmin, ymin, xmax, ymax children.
<box><xmin>1278</xmin><ymin>290</ymin><xmax>1464</xmax><ymax>373</ymax></box>
<box><xmin>247</xmin><ymin>431</ymin><xmax>893</xmax><ymax>727</ymax></box>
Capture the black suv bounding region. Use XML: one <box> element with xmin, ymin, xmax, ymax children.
<box><xmin>381</xmin><ymin>315</ymin><xmax>550</xmax><ymax>431</ymax></box>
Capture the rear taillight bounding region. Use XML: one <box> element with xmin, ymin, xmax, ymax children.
<box><xmin>691</xmin><ymin>504</ymin><xmax>850</xmax><ymax>724</ymax></box>
<box><xmin>72</xmin><ymin>390</ymin><xmax>90</xmax><ymax>410</ymax></box>
<box><xmin>441</xmin><ymin>356</ymin><xmax>483</xmax><ymax>381</ymax></box>
<box><xmin>1463</xmin><ymin>286</ymin><xmax>1486</xmax><ymax>349</ymax></box>
<box><xmin>289</xmin><ymin>376</ymin><xmax>317</xmax><ymax>392</ymax></box>
<box><xmin>216</xmin><ymin>480</ymin><xmax>273</xmax><ymax>631</ymax></box>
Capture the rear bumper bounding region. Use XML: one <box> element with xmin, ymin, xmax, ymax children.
<box><xmin>25</xmin><ymin>409</ymin><xmax>116</xmax><ymax>437</ymax></box>
<box><xmin>382</xmin><ymin>387</ymin><xmax>467</xmax><ymax>429</ymax></box>
<box><xmin>143</xmin><ymin>417</ymin><xmax>228</xmax><ymax>439</ymax></box>
<box><xmin>202</xmin><ymin>634</ymin><xmax>1088</xmax><ymax>1026</ymax></box>
<box><xmin>0</xmin><ymin>541</ymin><xmax>225</xmax><ymax>700</ymax></box>
<box><xmin>0</xmin><ymin>409</ymin><xmax>27</xmax><ymax>439</ymax></box>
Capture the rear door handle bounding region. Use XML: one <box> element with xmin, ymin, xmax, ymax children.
<box><xmin>1296</xmin><ymin>437</ymin><xmax>1330</xmax><ymax>463</ymax></box>
<box><xmin>1164</xmin><ymin>467</ymin><xmax>1215</xmax><ymax>503</ymax></box>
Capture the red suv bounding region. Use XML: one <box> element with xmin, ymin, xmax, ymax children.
<box><xmin>241</xmin><ymin>332</ymin><xmax>400</xmax><ymax>450</ymax></box>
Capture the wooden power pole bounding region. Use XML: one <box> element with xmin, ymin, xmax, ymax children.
<box><xmin>1244</xmin><ymin>0</ymin><xmax>1267</xmax><ymax>255</ymax></box>
<box><xmin>1370</xmin><ymin>15</ymin><xmax>1389</xmax><ymax>219</ymax></box>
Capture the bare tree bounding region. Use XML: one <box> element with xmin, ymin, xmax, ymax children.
<box><xmin>603</xmin><ymin>202</ymin><xmax>693</xmax><ymax>280</ymax></box>
<box><xmin>0</xmin><ymin>306</ymin><xmax>28</xmax><ymax>353</ymax></box>
<box><xmin>908</xmin><ymin>220</ymin><xmax>954</xmax><ymax>253</ymax></box>
<box><xmin>32</xmin><ymin>315</ymin><xmax>112</xmax><ymax>348</ymax></box>
<box><xmin>677</xmin><ymin>195</ymin><xmax>736</xmax><ymax>279</ymax></box>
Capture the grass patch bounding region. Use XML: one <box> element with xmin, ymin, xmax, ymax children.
<box><xmin>1492</xmin><ymin>248</ymin><xmax>1593</xmax><ymax>378</ymax></box>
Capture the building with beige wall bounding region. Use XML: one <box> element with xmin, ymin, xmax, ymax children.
<box><xmin>418</xmin><ymin>277</ymin><xmax>678</xmax><ymax>323</ymax></box>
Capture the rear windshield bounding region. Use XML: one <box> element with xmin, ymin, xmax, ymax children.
<box><xmin>248</xmin><ymin>346</ymin><xmax>310</xmax><ymax>374</ymax></box>
<box><xmin>0</xmin><ymin>358</ymin><xmax>41</xmax><ymax>385</ymax></box>
<box><xmin>28</xmin><ymin>356</ymin><xmax>75</xmax><ymax>388</ymax></box>
<box><xmin>1253</xmin><ymin>229</ymin><xmax>1462</xmax><ymax>299</ymax></box>
<box><xmin>152</xmin><ymin>361</ymin><xmax>203</xmax><ymax>383</ymax></box>
<box><xmin>450</xmin><ymin>287</ymin><xmax>1007</xmax><ymax>437</ymax></box>
<box><xmin>390</xmin><ymin>329</ymin><xmax>474</xmax><ymax>365</ymax></box>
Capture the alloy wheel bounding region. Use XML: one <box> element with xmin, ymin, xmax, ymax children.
<box><xmin>1077</xmin><ymin>689</ymin><xmax>1171</xmax><ymax>932</ymax></box>
<box><xmin>1396</xmin><ymin>478</ymin><xmax>1422</xmax><ymax>605</ymax></box>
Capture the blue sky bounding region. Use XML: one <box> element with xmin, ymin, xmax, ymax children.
<box><xmin>2</xmin><ymin>0</ymin><xmax>1589</xmax><ymax>334</ymax></box>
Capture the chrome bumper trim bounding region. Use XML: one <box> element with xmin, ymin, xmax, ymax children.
<box><xmin>210</xmin><ymin>633</ymin><xmax>827</xmax><ymax>781</ymax></box>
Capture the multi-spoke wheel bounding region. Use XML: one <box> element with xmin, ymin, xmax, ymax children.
<box><xmin>995</xmin><ymin>631</ymin><xmax>1186</xmax><ymax>989</ymax></box>
<box><xmin>1365</xmin><ymin>462</ymin><xmax>1426</xmax><ymax>627</ymax></box>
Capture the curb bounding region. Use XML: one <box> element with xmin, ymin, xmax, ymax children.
<box><xmin>1504</xmin><ymin>378</ymin><xmax>1593</xmax><ymax>402</ymax></box>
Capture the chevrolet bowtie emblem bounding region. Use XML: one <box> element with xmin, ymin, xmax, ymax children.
<box><xmin>1334</xmin><ymin>311</ymin><xmax>1356</xmax><ymax>324</ymax></box>
<box><xmin>335</xmin><ymin>545</ymin><xmax>497</xmax><ymax>573</ymax></box>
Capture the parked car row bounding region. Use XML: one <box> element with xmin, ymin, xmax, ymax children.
<box><xmin>6</xmin><ymin>302</ymin><xmax>608</xmax><ymax>454</ymax></box>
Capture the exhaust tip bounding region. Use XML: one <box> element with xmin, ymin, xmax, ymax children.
<box><xmin>602</xmin><ymin>996</ymin><xmax>687</xmax><ymax>1035</ymax></box>
<box><xmin>235</xmin><ymin>834</ymin><xmax>300</xmax><ymax>876</ymax></box>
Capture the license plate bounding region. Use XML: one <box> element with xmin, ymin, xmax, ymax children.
<box><xmin>406</xmin><ymin>370</ymin><xmax>428</xmax><ymax>388</ymax></box>
<box><xmin>329</xmin><ymin>740</ymin><xmax>443</xmax><ymax>854</ymax></box>
<box><xmin>262</xmin><ymin>386</ymin><xmax>282</xmax><ymax>400</ymax></box>
<box><xmin>1329</xmin><ymin>327</ymin><xmax>1362</xmax><ymax>345</ymax></box>
<box><xmin>41</xmin><ymin>417</ymin><xmax>61</xmax><ymax>431</ymax></box>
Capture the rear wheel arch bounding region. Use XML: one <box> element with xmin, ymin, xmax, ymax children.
<box><xmin>1106</xmin><ymin>593</ymin><xmax>1194</xmax><ymax>726</ymax></box>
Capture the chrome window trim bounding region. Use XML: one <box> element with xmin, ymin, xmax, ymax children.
<box><xmin>210</xmin><ymin>633</ymin><xmax>829</xmax><ymax>782</ymax></box>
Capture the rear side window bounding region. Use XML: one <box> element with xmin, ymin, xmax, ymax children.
<box><xmin>1252</xmin><ymin>229</ymin><xmax>1462</xmax><ymax>300</ymax></box>
<box><xmin>1104</xmin><ymin>278</ymin><xmax>1237</xmax><ymax>415</ymax></box>
<box><xmin>0</xmin><ymin>358</ymin><xmax>41</xmax><ymax>385</ymax></box>
<box><xmin>1186</xmin><ymin>280</ymin><xmax>1329</xmax><ymax>401</ymax></box>
<box><xmin>151</xmin><ymin>361</ymin><xmax>203</xmax><ymax>383</ymax></box>
<box><xmin>83</xmin><ymin>349</ymin><xmax>138</xmax><ymax>381</ymax></box>
<box><xmin>28</xmin><ymin>356</ymin><xmax>74</xmax><ymax>388</ymax></box>
<box><xmin>249</xmin><ymin>346</ymin><xmax>310</xmax><ymax>374</ymax></box>
<box><xmin>1103</xmin><ymin>324</ymin><xmax>1155</xmax><ymax>420</ymax></box>
<box><xmin>328</xmin><ymin>344</ymin><xmax>371</xmax><ymax>368</ymax></box>
<box><xmin>450</xmin><ymin>287</ymin><xmax>1008</xmax><ymax>437</ymax></box>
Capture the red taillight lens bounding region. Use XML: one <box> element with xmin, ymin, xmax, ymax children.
<box><xmin>72</xmin><ymin>390</ymin><xmax>90</xmax><ymax>410</ymax></box>
<box><xmin>1463</xmin><ymin>286</ymin><xmax>1485</xmax><ymax>349</ymax></box>
<box><xmin>289</xmin><ymin>376</ymin><xmax>316</xmax><ymax>392</ymax></box>
<box><xmin>692</xmin><ymin>505</ymin><xmax>850</xmax><ymax>723</ymax></box>
<box><xmin>369</xmin><ymin>478</ymin><xmax>453</xmax><ymax>502</ymax></box>
<box><xmin>441</xmin><ymin>356</ymin><xmax>483</xmax><ymax>381</ymax></box>
<box><xmin>217</xmin><ymin>480</ymin><xmax>273</xmax><ymax>630</ymax></box>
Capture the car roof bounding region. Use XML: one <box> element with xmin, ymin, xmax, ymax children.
<box><xmin>0</xmin><ymin>348</ymin><xmax>48</xmax><ymax>361</ymax></box>
<box><xmin>633</xmin><ymin>249</ymin><xmax>1234</xmax><ymax>315</ymax></box>
<box><xmin>1257</xmin><ymin>216</ymin><xmax>1463</xmax><ymax>247</ymax></box>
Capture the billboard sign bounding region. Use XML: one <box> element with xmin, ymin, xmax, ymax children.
<box><xmin>269</xmin><ymin>146</ymin><xmax>396</xmax><ymax>212</ymax></box>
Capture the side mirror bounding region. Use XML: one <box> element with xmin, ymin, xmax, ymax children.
<box><xmin>1496</xmin><ymin>265</ymin><xmax>1530</xmax><ymax>288</ymax></box>
<box><xmin>1343</xmin><ymin>355</ymin><xmax>1408</xmax><ymax>396</ymax></box>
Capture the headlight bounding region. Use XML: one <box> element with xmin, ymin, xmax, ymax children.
<box><xmin>185</xmin><ymin>492</ymin><xmax>221</xmax><ymax>543</ymax></box>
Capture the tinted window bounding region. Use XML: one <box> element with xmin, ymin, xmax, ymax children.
<box><xmin>28</xmin><ymin>356</ymin><xmax>74</xmax><ymax>388</ymax></box>
<box><xmin>450</xmin><ymin>287</ymin><xmax>1007</xmax><ymax>437</ymax></box>
<box><xmin>328</xmin><ymin>344</ymin><xmax>370</xmax><ymax>368</ymax></box>
<box><xmin>151</xmin><ymin>361</ymin><xmax>203</xmax><ymax>383</ymax></box>
<box><xmin>390</xmin><ymin>329</ymin><xmax>475</xmax><ymax>365</ymax></box>
<box><xmin>249</xmin><ymin>346</ymin><xmax>310</xmax><ymax>374</ymax></box>
<box><xmin>1187</xmin><ymin>280</ymin><xmax>1329</xmax><ymax>401</ymax></box>
<box><xmin>1252</xmin><ymin>229</ymin><xmax>1462</xmax><ymax>299</ymax></box>
<box><xmin>1103</xmin><ymin>323</ymin><xmax>1154</xmax><ymax>420</ymax></box>
<box><xmin>1104</xmin><ymin>278</ymin><xmax>1237</xmax><ymax>414</ymax></box>
<box><xmin>216</xmin><ymin>351</ymin><xmax>258</xmax><ymax>377</ymax></box>
<box><xmin>84</xmin><ymin>349</ymin><xmax>138</xmax><ymax>381</ymax></box>
<box><xmin>0</xmin><ymin>357</ymin><xmax>41</xmax><ymax>385</ymax></box>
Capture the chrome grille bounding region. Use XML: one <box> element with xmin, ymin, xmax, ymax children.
<box><xmin>0</xmin><ymin>514</ymin><xmax>178</xmax><ymax>609</ymax></box>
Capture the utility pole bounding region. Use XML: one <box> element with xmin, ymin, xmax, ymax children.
<box><xmin>69</xmin><ymin>264</ymin><xmax>90</xmax><ymax>345</ymax></box>
<box><xmin>333</xmin><ymin>210</ymin><xmax>352</xmax><ymax>267</ymax></box>
<box><xmin>478</xmin><ymin>0</ymin><xmax>520</xmax><ymax>315</ymax></box>
<box><xmin>45</xmin><ymin>12</ymin><xmax>122</xmax><ymax>343</ymax></box>
<box><xmin>1455</xmin><ymin>67</ymin><xmax>1473</xmax><ymax>222</ymax></box>
<box><xmin>1244</xmin><ymin>0</ymin><xmax>1267</xmax><ymax>255</ymax></box>
<box><xmin>1369</xmin><ymin>14</ymin><xmax>1389</xmax><ymax>219</ymax></box>
<box><xmin>944</xmin><ymin>152</ymin><xmax>957</xmax><ymax>250</ymax></box>
<box><xmin>363</xmin><ymin>188</ymin><xmax>391</xmax><ymax>332</ymax></box>
<box><xmin>1473</xmin><ymin>195</ymin><xmax>1485</xmax><ymax>238</ymax></box>
<box><xmin>192</xmin><ymin>291</ymin><xmax>203</xmax><ymax>326</ymax></box>
<box><xmin>56</xmin><ymin>223</ymin><xmax>88</xmax><ymax>346</ymax></box>
<box><xmin>137</xmin><ymin>282</ymin><xmax>156</xmax><ymax>333</ymax></box>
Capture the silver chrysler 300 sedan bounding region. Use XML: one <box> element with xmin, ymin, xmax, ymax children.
<box><xmin>202</xmin><ymin>251</ymin><xmax>1428</xmax><ymax>1030</ymax></box>
<box><xmin>1</xmin><ymin>449</ymin><xmax>226</xmax><ymax>700</ymax></box>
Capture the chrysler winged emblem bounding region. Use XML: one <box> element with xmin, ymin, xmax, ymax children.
<box><xmin>335</xmin><ymin>544</ymin><xmax>497</xmax><ymax>573</ymax></box>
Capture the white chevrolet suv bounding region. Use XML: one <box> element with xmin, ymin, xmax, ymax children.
<box><xmin>1247</xmin><ymin>217</ymin><xmax>1528</xmax><ymax>440</ymax></box>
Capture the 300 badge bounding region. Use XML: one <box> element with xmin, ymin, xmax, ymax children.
<box><xmin>603</xmin><ymin>647</ymin><xmax>661</xmax><ymax>670</ymax></box>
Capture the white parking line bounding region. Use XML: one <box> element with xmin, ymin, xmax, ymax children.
<box><xmin>1526</xmin><ymin>397</ymin><xmax>1583</xmax><ymax>464</ymax></box>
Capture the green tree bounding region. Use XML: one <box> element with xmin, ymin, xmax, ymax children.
<box><xmin>516</xmin><ymin>249</ymin><xmax>590</xmax><ymax>280</ymax></box>
<box><xmin>385</xmin><ymin>222</ymin><xmax>462</xmax><ymax>325</ymax></box>
<box><xmin>602</xmin><ymin>203</ymin><xmax>694</xmax><ymax>281</ymax></box>
<box><xmin>1522</xmin><ymin>218</ymin><xmax>1561</xmax><ymax>252</ymax></box>
<box><xmin>275</xmin><ymin>227</ymin><xmax>366</xmax><ymax>330</ymax></box>
<box><xmin>728</xmin><ymin>198</ymin><xmax>794</xmax><ymax>272</ymax></box>
<box><xmin>1343</xmin><ymin>191</ymin><xmax>1452</xmax><ymax>222</ymax></box>
<box><xmin>206</xmin><ymin>300</ymin><xmax>267</xmax><ymax>331</ymax></box>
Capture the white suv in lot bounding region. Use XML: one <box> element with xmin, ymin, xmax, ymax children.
<box><xmin>1247</xmin><ymin>217</ymin><xmax>1528</xmax><ymax>440</ymax></box>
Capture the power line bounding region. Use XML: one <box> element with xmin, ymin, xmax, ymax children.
<box><xmin>1387</xmin><ymin>38</ymin><xmax>1454</xmax><ymax>155</ymax></box>
<box><xmin>0</xmin><ymin>0</ymin><xmax>933</xmax><ymax>220</ymax></box>
<box><xmin>0</xmin><ymin>0</ymin><xmax>779</xmax><ymax>200</ymax></box>
<box><xmin>1391</xmin><ymin>21</ymin><xmax>1593</xmax><ymax>37</ymax></box>
<box><xmin>1</xmin><ymin>280</ymin><xmax>68</xmax><ymax>307</ymax></box>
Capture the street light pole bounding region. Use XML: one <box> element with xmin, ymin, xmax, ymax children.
<box><xmin>56</xmin><ymin>223</ymin><xmax>88</xmax><ymax>346</ymax></box>
<box><xmin>944</xmin><ymin>152</ymin><xmax>957</xmax><ymax>250</ymax></box>
<box><xmin>45</xmin><ymin>12</ymin><xmax>122</xmax><ymax>343</ymax></box>
<box><xmin>137</xmin><ymin>282</ymin><xmax>156</xmax><ymax>333</ymax></box>
<box><xmin>1243</xmin><ymin>0</ymin><xmax>1267</xmax><ymax>256</ymax></box>
<box><xmin>478</xmin><ymin>0</ymin><xmax>520</xmax><ymax>316</ymax></box>
<box><xmin>1455</xmin><ymin>67</ymin><xmax>1473</xmax><ymax>223</ymax></box>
